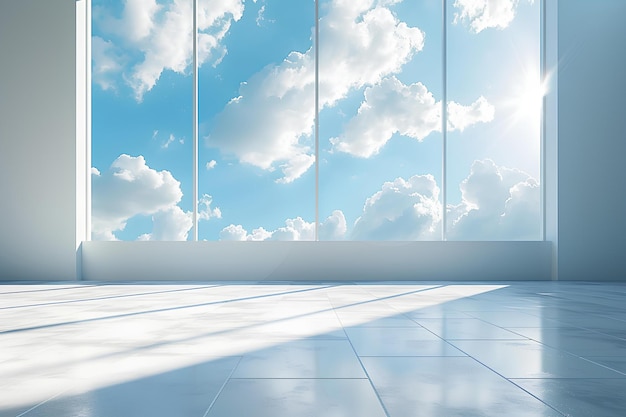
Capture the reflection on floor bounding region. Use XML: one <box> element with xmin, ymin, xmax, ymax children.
<box><xmin>1</xmin><ymin>281</ymin><xmax>626</xmax><ymax>417</ymax></box>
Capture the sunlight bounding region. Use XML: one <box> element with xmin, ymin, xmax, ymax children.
<box><xmin>1</xmin><ymin>284</ymin><xmax>509</xmax><ymax>411</ymax></box>
<box><xmin>510</xmin><ymin>66</ymin><xmax>547</xmax><ymax>129</ymax></box>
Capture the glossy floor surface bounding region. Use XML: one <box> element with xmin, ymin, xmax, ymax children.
<box><xmin>2</xmin><ymin>281</ymin><xmax>626</xmax><ymax>417</ymax></box>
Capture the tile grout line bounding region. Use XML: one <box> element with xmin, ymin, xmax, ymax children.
<box><xmin>14</xmin><ymin>389</ymin><xmax>70</xmax><ymax>417</ymax></box>
<box><xmin>201</xmin><ymin>356</ymin><xmax>243</xmax><ymax>417</ymax></box>
<box><xmin>443</xmin><ymin>342</ymin><xmax>569</xmax><ymax>417</ymax></box>
<box><xmin>328</xmin><ymin>291</ymin><xmax>393</xmax><ymax>417</ymax></box>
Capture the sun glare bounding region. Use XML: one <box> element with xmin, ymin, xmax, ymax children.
<box><xmin>510</xmin><ymin>67</ymin><xmax>548</xmax><ymax>129</ymax></box>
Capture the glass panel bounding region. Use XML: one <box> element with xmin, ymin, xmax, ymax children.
<box><xmin>446</xmin><ymin>0</ymin><xmax>542</xmax><ymax>240</ymax></box>
<box><xmin>319</xmin><ymin>0</ymin><xmax>443</xmax><ymax>241</ymax></box>
<box><xmin>199</xmin><ymin>0</ymin><xmax>315</xmax><ymax>241</ymax></box>
<box><xmin>91</xmin><ymin>0</ymin><xmax>193</xmax><ymax>241</ymax></box>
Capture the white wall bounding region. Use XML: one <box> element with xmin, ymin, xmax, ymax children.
<box><xmin>0</xmin><ymin>0</ymin><xmax>86</xmax><ymax>280</ymax></box>
<box><xmin>557</xmin><ymin>0</ymin><xmax>626</xmax><ymax>280</ymax></box>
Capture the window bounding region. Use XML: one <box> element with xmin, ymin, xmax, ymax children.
<box><xmin>91</xmin><ymin>0</ymin><xmax>543</xmax><ymax>242</ymax></box>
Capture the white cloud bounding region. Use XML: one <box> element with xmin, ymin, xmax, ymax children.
<box><xmin>219</xmin><ymin>211</ymin><xmax>347</xmax><ymax>241</ymax></box>
<box><xmin>339</xmin><ymin>160</ymin><xmax>538</xmax><ymax>241</ymax></box>
<box><xmin>351</xmin><ymin>174</ymin><xmax>442</xmax><ymax>240</ymax></box>
<box><xmin>330</xmin><ymin>77</ymin><xmax>494</xmax><ymax>158</ymax></box>
<box><xmin>330</xmin><ymin>77</ymin><xmax>439</xmax><ymax>158</ymax></box>
<box><xmin>453</xmin><ymin>0</ymin><xmax>532</xmax><ymax>33</ymax></box>
<box><xmin>319</xmin><ymin>210</ymin><xmax>347</xmax><ymax>241</ymax></box>
<box><xmin>219</xmin><ymin>224</ymin><xmax>272</xmax><ymax>241</ymax></box>
<box><xmin>447</xmin><ymin>96</ymin><xmax>495</xmax><ymax>132</ymax></box>
<box><xmin>198</xmin><ymin>194</ymin><xmax>222</xmax><ymax>220</ymax></box>
<box><xmin>94</xmin><ymin>0</ymin><xmax>244</xmax><ymax>100</ymax></box>
<box><xmin>92</xmin><ymin>154</ymin><xmax>185</xmax><ymax>240</ymax></box>
<box><xmin>276</xmin><ymin>154</ymin><xmax>316</xmax><ymax>184</ymax></box>
<box><xmin>270</xmin><ymin>217</ymin><xmax>316</xmax><ymax>241</ymax></box>
<box><xmin>162</xmin><ymin>134</ymin><xmax>176</xmax><ymax>148</ymax></box>
<box><xmin>91</xmin><ymin>36</ymin><xmax>123</xmax><ymax>91</ymax></box>
<box><xmin>206</xmin><ymin>0</ymin><xmax>424</xmax><ymax>183</ymax></box>
<box><xmin>137</xmin><ymin>206</ymin><xmax>192</xmax><ymax>241</ymax></box>
<box><xmin>448</xmin><ymin>159</ymin><xmax>540</xmax><ymax>240</ymax></box>
<box><xmin>93</xmin><ymin>155</ymin><xmax>224</xmax><ymax>241</ymax></box>
<box><xmin>214</xmin><ymin>159</ymin><xmax>539</xmax><ymax>242</ymax></box>
<box><xmin>256</xmin><ymin>5</ymin><xmax>268</xmax><ymax>26</ymax></box>
<box><xmin>206</xmin><ymin>160</ymin><xmax>217</xmax><ymax>170</ymax></box>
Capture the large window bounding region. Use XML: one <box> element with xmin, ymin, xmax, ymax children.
<box><xmin>91</xmin><ymin>0</ymin><xmax>543</xmax><ymax>241</ymax></box>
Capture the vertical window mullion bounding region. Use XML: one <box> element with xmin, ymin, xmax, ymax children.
<box><xmin>192</xmin><ymin>0</ymin><xmax>199</xmax><ymax>241</ymax></box>
<box><xmin>540</xmin><ymin>0</ymin><xmax>546</xmax><ymax>241</ymax></box>
<box><xmin>442</xmin><ymin>0</ymin><xmax>448</xmax><ymax>241</ymax></box>
<box><xmin>314</xmin><ymin>0</ymin><xmax>320</xmax><ymax>241</ymax></box>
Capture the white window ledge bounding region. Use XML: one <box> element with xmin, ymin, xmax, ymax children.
<box><xmin>81</xmin><ymin>241</ymin><xmax>552</xmax><ymax>281</ymax></box>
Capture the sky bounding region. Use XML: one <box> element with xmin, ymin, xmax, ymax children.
<box><xmin>91</xmin><ymin>0</ymin><xmax>542</xmax><ymax>241</ymax></box>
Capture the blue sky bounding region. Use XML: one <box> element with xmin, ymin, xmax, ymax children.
<box><xmin>91</xmin><ymin>0</ymin><xmax>542</xmax><ymax>241</ymax></box>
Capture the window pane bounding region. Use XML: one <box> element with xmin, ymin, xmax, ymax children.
<box><xmin>199</xmin><ymin>0</ymin><xmax>315</xmax><ymax>241</ymax></box>
<box><xmin>319</xmin><ymin>0</ymin><xmax>443</xmax><ymax>241</ymax></box>
<box><xmin>91</xmin><ymin>0</ymin><xmax>194</xmax><ymax>241</ymax></box>
<box><xmin>445</xmin><ymin>0</ymin><xmax>542</xmax><ymax>240</ymax></box>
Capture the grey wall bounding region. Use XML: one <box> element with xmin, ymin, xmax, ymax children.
<box><xmin>557</xmin><ymin>0</ymin><xmax>626</xmax><ymax>280</ymax></box>
<box><xmin>0</xmin><ymin>0</ymin><xmax>84</xmax><ymax>280</ymax></box>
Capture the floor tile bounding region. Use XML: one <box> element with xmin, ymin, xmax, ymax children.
<box><xmin>3</xmin><ymin>281</ymin><xmax>626</xmax><ymax>417</ymax></box>
<box><xmin>205</xmin><ymin>379</ymin><xmax>388</xmax><ymax>417</ymax></box>
<box><xmin>465</xmin><ymin>311</ymin><xmax>552</xmax><ymax>327</ymax></box>
<box><xmin>449</xmin><ymin>340</ymin><xmax>626</xmax><ymax>378</ymax></box>
<box><xmin>362</xmin><ymin>357</ymin><xmax>563</xmax><ymax>417</ymax></box>
<box><xmin>513</xmin><ymin>378</ymin><xmax>626</xmax><ymax>417</ymax></box>
<box><xmin>417</xmin><ymin>318</ymin><xmax>528</xmax><ymax>340</ymax></box>
<box><xmin>508</xmin><ymin>327</ymin><xmax>626</xmax><ymax>357</ymax></box>
<box><xmin>584</xmin><ymin>357</ymin><xmax>626</xmax><ymax>374</ymax></box>
<box><xmin>336</xmin><ymin>312</ymin><xmax>422</xmax><ymax>328</ymax></box>
<box><xmin>231</xmin><ymin>339</ymin><xmax>366</xmax><ymax>378</ymax></box>
<box><xmin>345</xmin><ymin>326</ymin><xmax>465</xmax><ymax>357</ymax></box>
<box><xmin>11</xmin><ymin>356</ymin><xmax>240</xmax><ymax>417</ymax></box>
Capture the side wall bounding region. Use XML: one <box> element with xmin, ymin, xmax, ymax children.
<box><xmin>557</xmin><ymin>0</ymin><xmax>626</xmax><ymax>280</ymax></box>
<box><xmin>0</xmin><ymin>0</ymin><xmax>85</xmax><ymax>280</ymax></box>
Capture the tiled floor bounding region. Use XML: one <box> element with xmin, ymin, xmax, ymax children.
<box><xmin>1</xmin><ymin>281</ymin><xmax>626</xmax><ymax>416</ymax></box>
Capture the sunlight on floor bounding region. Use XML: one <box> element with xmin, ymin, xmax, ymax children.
<box><xmin>2</xmin><ymin>282</ymin><xmax>626</xmax><ymax>417</ymax></box>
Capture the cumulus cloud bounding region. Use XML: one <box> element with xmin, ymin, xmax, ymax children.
<box><xmin>137</xmin><ymin>206</ymin><xmax>192</xmax><ymax>241</ymax></box>
<box><xmin>92</xmin><ymin>154</ymin><xmax>222</xmax><ymax>240</ymax></box>
<box><xmin>351</xmin><ymin>174</ymin><xmax>442</xmax><ymax>240</ymax></box>
<box><xmin>453</xmin><ymin>0</ymin><xmax>532</xmax><ymax>33</ymax></box>
<box><xmin>276</xmin><ymin>154</ymin><xmax>316</xmax><ymax>184</ymax></box>
<box><xmin>320</xmin><ymin>210</ymin><xmax>348</xmax><ymax>241</ymax></box>
<box><xmin>330</xmin><ymin>77</ymin><xmax>494</xmax><ymax>158</ymax></box>
<box><xmin>92</xmin><ymin>154</ymin><xmax>184</xmax><ymax>240</ymax></box>
<box><xmin>219</xmin><ymin>211</ymin><xmax>347</xmax><ymax>241</ymax></box>
<box><xmin>219</xmin><ymin>224</ymin><xmax>272</xmax><ymax>241</ymax></box>
<box><xmin>342</xmin><ymin>160</ymin><xmax>538</xmax><ymax>240</ymax></box>
<box><xmin>94</xmin><ymin>0</ymin><xmax>244</xmax><ymax>100</ymax></box>
<box><xmin>447</xmin><ymin>96</ymin><xmax>495</xmax><ymax>132</ymax></box>
<box><xmin>206</xmin><ymin>0</ymin><xmax>424</xmax><ymax>183</ymax></box>
<box><xmin>448</xmin><ymin>159</ymin><xmax>540</xmax><ymax>240</ymax></box>
<box><xmin>213</xmin><ymin>160</ymin><xmax>538</xmax><ymax>242</ymax></box>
